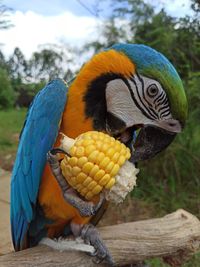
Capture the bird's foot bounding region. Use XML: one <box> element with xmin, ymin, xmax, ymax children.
<box><xmin>63</xmin><ymin>191</ymin><xmax>105</xmax><ymax>217</ymax></box>
<box><xmin>47</xmin><ymin>149</ymin><xmax>105</xmax><ymax>217</ymax></box>
<box><xmin>80</xmin><ymin>223</ymin><xmax>114</xmax><ymax>266</ymax></box>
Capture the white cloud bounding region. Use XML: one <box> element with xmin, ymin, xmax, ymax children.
<box><xmin>0</xmin><ymin>0</ymin><xmax>193</xmax><ymax>59</ymax></box>
<box><xmin>164</xmin><ymin>0</ymin><xmax>192</xmax><ymax>17</ymax></box>
<box><xmin>0</xmin><ymin>10</ymin><xmax>99</xmax><ymax>58</ymax></box>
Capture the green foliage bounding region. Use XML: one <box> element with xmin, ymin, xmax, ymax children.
<box><xmin>0</xmin><ymin>68</ymin><xmax>15</xmax><ymax>109</ymax></box>
<box><xmin>28</xmin><ymin>48</ymin><xmax>64</xmax><ymax>82</ymax></box>
<box><xmin>13</xmin><ymin>81</ymin><xmax>46</xmax><ymax>107</ymax></box>
<box><xmin>6</xmin><ymin>45</ymin><xmax>76</xmax><ymax>107</ymax></box>
<box><xmin>8</xmin><ymin>47</ymin><xmax>28</xmax><ymax>82</ymax></box>
<box><xmin>0</xmin><ymin>108</ymin><xmax>27</xmax><ymax>170</ymax></box>
<box><xmin>0</xmin><ymin>108</ymin><xmax>27</xmax><ymax>151</ymax></box>
<box><xmin>146</xmin><ymin>253</ymin><xmax>200</xmax><ymax>267</ymax></box>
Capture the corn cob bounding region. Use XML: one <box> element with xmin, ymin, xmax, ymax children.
<box><xmin>60</xmin><ymin>131</ymin><xmax>138</xmax><ymax>202</ymax></box>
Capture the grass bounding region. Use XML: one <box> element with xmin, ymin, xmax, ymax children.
<box><xmin>146</xmin><ymin>254</ymin><xmax>200</xmax><ymax>267</ymax></box>
<box><xmin>0</xmin><ymin>108</ymin><xmax>27</xmax><ymax>170</ymax></box>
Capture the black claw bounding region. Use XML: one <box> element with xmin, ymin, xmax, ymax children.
<box><xmin>93</xmin><ymin>255</ymin><xmax>106</xmax><ymax>264</ymax></box>
<box><xmin>81</xmin><ymin>224</ymin><xmax>114</xmax><ymax>266</ymax></box>
<box><xmin>73</xmin><ymin>192</ymin><xmax>104</xmax><ymax>217</ymax></box>
<box><xmin>50</xmin><ymin>148</ymin><xmax>71</xmax><ymax>157</ymax></box>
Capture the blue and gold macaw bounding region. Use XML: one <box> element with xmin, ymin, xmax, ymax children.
<box><xmin>11</xmin><ymin>44</ymin><xmax>187</xmax><ymax>264</ymax></box>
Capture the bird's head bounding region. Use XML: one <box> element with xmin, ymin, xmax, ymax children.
<box><xmin>66</xmin><ymin>43</ymin><xmax>188</xmax><ymax>162</ymax></box>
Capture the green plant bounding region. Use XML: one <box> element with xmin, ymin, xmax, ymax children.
<box><xmin>0</xmin><ymin>68</ymin><xmax>15</xmax><ymax>109</ymax></box>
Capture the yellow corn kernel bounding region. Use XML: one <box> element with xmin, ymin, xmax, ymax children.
<box><xmin>121</xmin><ymin>143</ymin><xmax>127</xmax><ymax>154</ymax></box>
<box><xmin>110</xmin><ymin>136</ymin><xmax>115</xmax><ymax>142</ymax></box>
<box><xmin>99</xmin><ymin>156</ymin><xmax>110</xmax><ymax>169</ymax></box>
<box><xmin>82</xmin><ymin>139</ymin><xmax>94</xmax><ymax>146</ymax></box>
<box><xmin>115</xmin><ymin>140</ymin><xmax>122</xmax><ymax>151</ymax></box>
<box><xmin>95</xmin><ymin>152</ymin><xmax>105</xmax><ymax>164</ymax></box>
<box><xmin>87</xmin><ymin>180</ymin><xmax>97</xmax><ymax>190</ymax></box>
<box><xmin>76</xmin><ymin>184</ymin><xmax>83</xmax><ymax>192</ymax></box>
<box><xmin>105</xmin><ymin>178</ymin><xmax>115</xmax><ymax>189</ymax></box>
<box><xmin>77</xmin><ymin>157</ymin><xmax>88</xmax><ymax>168</ymax></box>
<box><xmin>62</xmin><ymin>167</ymin><xmax>72</xmax><ymax>178</ymax></box>
<box><xmin>69</xmin><ymin>176</ymin><xmax>77</xmax><ymax>186</ymax></box>
<box><xmin>91</xmin><ymin>132</ymin><xmax>99</xmax><ymax>140</ymax></box>
<box><xmin>85</xmin><ymin>145</ymin><xmax>96</xmax><ymax>156</ymax></box>
<box><xmin>68</xmin><ymin>157</ymin><xmax>78</xmax><ymax>167</ymax></box>
<box><xmin>95</xmin><ymin>141</ymin><xmax>102</xmax><ymax>150</ymax></box>
<box><xmin>99</xmin><ymin>174</ymin><xmax>111</xmax><ymax>186</ymax></box>
<box><xmin>85</xmin><ymin>192</ymin><xmax>94</xmax><ymax>200</ymax></box>
<box><xmin>106</xmin><ymin>147</ymin><xmax>115</xmax><ymax>158</ymax></box>
<box><xmin>76</xmin><ymin>172</ymin><xmax>87</xmax><ymax>183</ymax></box>
<box><xmin>98</xmin><ymin>132</ymin><xmax>105</xmax><ymax>140</ymax></box>
<box><xmin>94</xmin><ymin>169</ymin><xmax>105</xmax><ymax>181</ymax></box>
<box><xmin>61</xmin><ymin>156</ymin><xmax>68</xmax><ymax>165</ymax></box>
<box><xmin>112</xmin><ymin>151</ymin><xmax>120</xmax><ymax>162</ymax></box>
<box><xmin>89</xmin><ymin>165</ymin><xmax>100</xmax><ymax>177</ymax></box>
<box><xmin>62</xmin><ymin>165</ymin><xmax>72</xmax><ymax>176</ymax></box>
<box><xmin>104</xmin><ymin>136</ymin><xmax>111</xmax><ymax>143</ymax></box>
<box><xmin>88</xmin><ymin>150</ymin><xmax>99</xmax><ymax>163</ymax></box>
<box><xmin>101</xmin><ymin>143</ymin><xmax>109</xmax><ymax>153</ymax></box>
<box><xmin>92</xmin><ymin>185</ymin><xmax>102</xmax><ymax>195</ymax></box>
<box><xmin>105</xmin><ymin>161</ymin><xmax>114</xmax><ymax>173</ymax></box>
<box><xmin>75</xmin><ymin>146</ymin><xmax>85</xmax><ymax>157</ymax></box>
<box><xmin>72</xmin><ymin>166</ymin><xmax>81</xmax><ymax>176</ymax></box>
<box><xmin>80</xmin><ymin>187</ymin><xmax>88</xmax><ymax>196</ymax></box>
<box><xmin>117</xmin><ymin>155</ymin><xmax>126</xmax><ymax>166</ymax></box>
<box><xmin>82</xmin><ymin>162</ymin><xmax>94</xmax><ymax>174</ymax></box>
<box><xmin>126</xmin><ymin>149</ymin><xmax>131</xmax><ymax>158</ymax></box>
<box><xmin>83</xmin><ymin>176</ymin><xmax>92</xmax><ymax>186</ymax></box>
<box><xmin>110</xmin><ymin>164</ymin><xmax>120</xmax><ymax>177</ymax></box>
<box><xmin>81</xmin><ymin>132</ymin><xmax>92</xmax><ymax>139</ymax></box>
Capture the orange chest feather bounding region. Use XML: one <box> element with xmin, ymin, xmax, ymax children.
<box><xmin>38</xmin><ymin>93</ymin><xmax>93</xmax><ymax>223</ymax></box>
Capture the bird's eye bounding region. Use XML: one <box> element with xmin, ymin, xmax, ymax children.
<box><xmin>147</xmin><ymin>84</ymin><xmax>159</xmax><ymax>97</ymax></box>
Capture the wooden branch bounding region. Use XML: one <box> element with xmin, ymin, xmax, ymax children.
<box><xmin>0</xmin><ymin>209</ymin><xmax>200</xmax><ymax>267</ymax></box>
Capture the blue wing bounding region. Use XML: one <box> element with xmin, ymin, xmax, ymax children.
<box><xmin>10</xmin><ymin>79</ymin><xmax>68</xmax><ymax>250</ymax></box>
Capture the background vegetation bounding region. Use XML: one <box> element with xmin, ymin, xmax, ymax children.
<box><xmin>0</xmin><ymin>0</ymin><xmax>199</xmax><ymax>266</ymax></box>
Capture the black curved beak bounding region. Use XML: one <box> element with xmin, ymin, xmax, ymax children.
<box><xmin>129</xmin><ymin>118</ymin><xmax>182</xmax><ymax>163</ymax></box>
<box><xmin>130</xmin><ymin>126</ymin><xmax>177</xmax><ymax>163</ymax></box>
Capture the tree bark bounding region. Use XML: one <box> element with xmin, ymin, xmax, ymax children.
<box><xmin>0</xmin><ymin>209</ymin><xmax>200</xmax><ymax>267</ymax></box>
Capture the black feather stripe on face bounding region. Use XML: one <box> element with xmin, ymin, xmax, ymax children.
<box><xmin>83</xmin><ymin>72</ymin><xmax>126</xmax><ymax>132</ymax></box>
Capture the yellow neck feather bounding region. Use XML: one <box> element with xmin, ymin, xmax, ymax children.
<box><xmin>59</xmin><ymin>49</ymin><xmax>135</xmax><ymax>139</ymax></box>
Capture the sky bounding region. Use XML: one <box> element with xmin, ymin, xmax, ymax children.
<box><xmin>0</xmin><ymin>0</ymin><xmax>192</xmax><ymax>59</ymax></box>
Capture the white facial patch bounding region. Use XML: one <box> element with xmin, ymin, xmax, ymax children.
<box><xmin>106</xmin><ymin>74</ymin><xmax>173</xmax><ymax>129</ymax></box>
<box><xmin>106</xmin><ymin>78</ymin><xmax>154</xmax><ymax>127</ymax></box>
